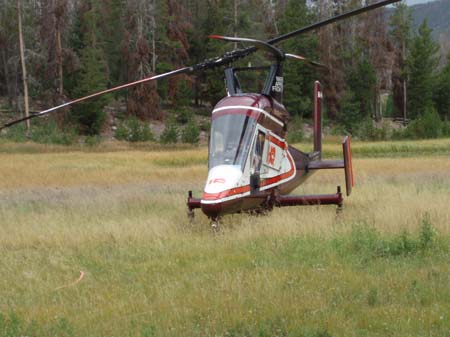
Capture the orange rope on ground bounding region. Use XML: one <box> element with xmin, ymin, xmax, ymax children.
<box><xmin>54</xmin><ymin>271</ymin><xmax>85</xmax><ymax>290</ymax></box>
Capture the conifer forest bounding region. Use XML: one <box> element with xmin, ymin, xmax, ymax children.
<box><xmin>1</xmin><ymin>0</ymin><xmax>450</xmax><ymax>141</ymax></box>
<box><xmin>2</xmin><ymin>2</ymin><xmax>450</xmax><ymax>337</ymax></box>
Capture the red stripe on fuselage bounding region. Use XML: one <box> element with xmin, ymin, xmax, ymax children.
<box><xmin>202</xmin><ymin>152</ymin><xmax>295</xmax><ymax>202</ymax></box>
<box><xmin>202</xmin><ymin>185</ymin><xmax>251</xmax><ymax>200</ymax></box>
<box><xmin>259</xmin><ymin>152</ymin><xmax>295</xmax><ymax>187</ymax></box>
<box><xmin>266</xmin><ymin>134</ymin><xmax>287</xmax><ymax>150</ymax></box>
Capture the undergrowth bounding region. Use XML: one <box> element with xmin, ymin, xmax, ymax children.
<box><xmin>0</xmin><ymin>213</ymin><xmax>448</xmax><ymax>336</ymax></box>
<box><xmin>1</xmin><ymin>119</ymin><xmax>76</xmax><ymax>145</ymax></box>
<box><xmin>0</xmin><ymin>312</ymin><xmax>74</xmax><ymax>337</ymax></box>
<box><xmin>114</xmin><ymin>117</ymin><xmax>154</xmax><ymax>142</ymax></box>
<box><xmin>332</xmin><ymin>214</ymin><xmax>442</xmax><ymax>263</ymax></box>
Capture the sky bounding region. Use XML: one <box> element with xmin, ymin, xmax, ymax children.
<box><xmin>405</xmin><ymin>0</ymin><xmax>434</xmax><ymax>5</ymax></box>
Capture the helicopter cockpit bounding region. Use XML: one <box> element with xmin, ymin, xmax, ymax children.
<box><xmin>208</xmin><ymin>112</ymin><xmax>256</xmax><ymax>170</ymax></box>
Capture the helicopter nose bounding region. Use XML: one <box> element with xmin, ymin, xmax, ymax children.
<box><xmin>201</xmin><ymin>165</ymin><xmax>243</xmax><ymax>218</ymax></box>
<box><xmin>202</xmin><ymin>165</ymin><xmax>243</xmax><ymax>202</ymax></box>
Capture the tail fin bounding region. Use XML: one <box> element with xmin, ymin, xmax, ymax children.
<box><xmin>314</xmin><ymin>81</ymin><xmax>322</xmax><ymax>156</ymax></box>
<box><xmin>342</xmin><ymin>136</ymin><xmax>354</xmax><ymax>196</ymax></box>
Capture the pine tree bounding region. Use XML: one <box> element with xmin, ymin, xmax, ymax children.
<box><xmin>315</xmin><ymin>0</ymin><xmax>391</xmax><ymax>122</ymax></box>
<box><xmin>104</xmin><ymin>0</ymin><xmax>125</xmax><ymax>87</ymax></box>
<box><xmin>407</xmin><ymin>19</ymin><xmax>439</xmax><ymax>119</ymax></box>
<box><xmin>72</xmin><ymin>2</ymin><xmax>110</xmax><ymax>135</ymax></box>
<box><xmin>0</xmin><ymin>1</ymin><xmax>19</xmax><ymax>107</ymax></box>
<box><xmin>389</xmin><ymin>2</ymin><xmax>412</xmax><ymax>120</ymax></box>
<box><xmin>434</xmin><ymin>53</ymin><xmax>450</xmax><ymax>119</ymax></box>
<box><xmin>277</xmin><ymin>0</ymin><xmax>317</xmax><ymax>117</ymax></box>
<box><xmin>347</xmin><ymin>57</ymin><xmax>377</xmax><ymax>122</ymax></box>
<box><xmin>188</xmin><ymin>0</ymin><xmax>231</xmax><ymax>106</ymax></box>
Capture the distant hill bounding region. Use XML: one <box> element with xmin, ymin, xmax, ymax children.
<box><xmin>409</xmin><ymin>0</ymin><xmax>450</xmax><ymax>63</ymax></box>
<box><xmin>410</xmin><ymin>0</ymin><xmax>450</xmax><ymax>38</ymax></box>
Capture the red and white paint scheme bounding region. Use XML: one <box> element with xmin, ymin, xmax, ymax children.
<box><xmin>203</xmin><ymin>96</ymin><xmax>295</xmax><ymax>200</ymax></box>
<box><xmin>188</xmin><ymin>82</ymin><xmax>354</xmax><ymax>222</ymax></box>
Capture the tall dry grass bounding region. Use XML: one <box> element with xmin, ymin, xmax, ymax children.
<box><xmin>0</xmin><ymin>140</ymin><xmax>449</xmax><ymax>336</ymax></box>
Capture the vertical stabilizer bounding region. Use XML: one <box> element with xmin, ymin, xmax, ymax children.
<box><xmin>342</xmin><ymin>136</ymin><xmax>354</xmax><ymax>196</ymax></box>
<box><xmin>314</xmin><ymin>81</ymin><xmax>322</xmax><ymax>156</ymax></box>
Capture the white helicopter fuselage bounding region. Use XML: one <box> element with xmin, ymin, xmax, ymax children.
<box><xmin>198</xmin><ymin>94</ymin><xmax>309</xmax><ymax>218</ymax></box>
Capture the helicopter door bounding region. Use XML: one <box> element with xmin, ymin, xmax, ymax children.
<box><xmin>250</xmin><ymin>130</ymin><xmax>266</xmax><ymax>193</ymax></box>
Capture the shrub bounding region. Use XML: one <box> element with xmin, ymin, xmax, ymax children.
<box><xmin>159</xmin><ymin>116</ymin><xmax>178</xmax><ymax>144</ymax></box>
<box><xmin>84</xmin><ymin>135</ymin><xmax>102</xmax><ymax>146</ymax></box>
<box><xmin>330</xmin><ymin>123</ymin><xmax>347</xmax><ymax>136</ymax></box>
<box><xmin>174</xmin><ymin>79</ymin><xmax>193</xmax><ymax>107</ymax></box>
<box><xmin>419</xmin><ymin>213</ymin><xmax>436</xmax><ymax>250</ymax></box>
<box><xmin>0</xmin><ymin>311</ymin><xmax>74</xmax><ymax>337</ymax></box>
<box><xmin>336</xmin><ymin>90</ymin><xmax>362</xmax><ymax>133</ymax></box>
<box><xmin>115</xmin><ymin>117</ymin><xmax>154</xmax><ymax>142</ymax></box>
<box><xmin>287</xmin><ymin>115</ymin><xmax>304</xmax><ymax>143</ymax></box>
<box><xmin>181</xmin><ymin>118</ymin><xmax>200</xmax><ymax>144</ymax></box>
<box><xmin>367</xmin><ymin>288</ymin><xmax>378</xmax><ymax>306</ymax></box>
<box><xmin>199</xmin><ymin>118</ymin><xmax>210</xmax><ymax>132</ymax></box>
<box><xmin>0</xmin><ymin>124</ymin><xmax>28</xmax><ymax>142</ymax></box>
<box><xmin>354</xmin><ymin>119</ymin><xmax>391</xmax><ymax>141</ymax></box>
<box><xmin>1</xmin><ymin>119</ymin><xmax>76</xmax><ymax>145</ymax></box>
<box><xmin>30</xmin><ymin>121</ymin><xmax>77</xmax><ymax>145</ymax></box>
<box><xmin>334</xmin><ymin>215</ymin><xmax>439</xmax><ymax>262</ymax></box>
<box><xmin>442</xmin><ymin>119</ymin><xmax>450</xmax><ymax>136</ymax></box>
<box><xmin>176</xmin><ymin>107</ymin><xmax>191</xmax><ymax>124</ymax></box>
<box><xmin>405</xmin><ymin>107</ymin><xmax>442</xmax><ymax>139</ymax></box>
<box><xmin>385</xmin><ymin>94</ymin><xmax>395</xmax><ymax>117</ymax></box>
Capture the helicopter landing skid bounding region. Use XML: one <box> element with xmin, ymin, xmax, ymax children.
<box><xmin>187</xmin><ymin>191</ymin><xmax>201</xmax><ymax>221</ymax></box>
<box><xmin>187</xmin><ymin>191</ymin><xmax>222</xmax><ymax>231</ymax></box>
<box><xmin>187</xmin><ymin>187</ymin><xmax>343</xmax><ymax>227</ymax></box>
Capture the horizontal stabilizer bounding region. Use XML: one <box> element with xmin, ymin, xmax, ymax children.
<box><xmin>308</xmin><ymin>160</ymin><xmax>344</xmax><ymax>170</ymax></box>
<box><xmin>307</xmin><ymin>136</ymin><xmax>354</xmax><ymax>196</ymax></box>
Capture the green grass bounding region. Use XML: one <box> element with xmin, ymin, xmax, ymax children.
<box><xmin>1</xmin><ymin>139</ymin><xmax>450</xmax><ymax>336</ymax></box>
<box><xmin>1</xmin><ymin>224</ymin><xmax>449</xmax><ymax>336</ymax></box>
<box><xmin>309</xmin><ymin>137</ymin><xmax>450</xmax><ymax>158</ymax></box>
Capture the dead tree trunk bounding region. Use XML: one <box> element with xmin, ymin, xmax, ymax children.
<box><xmin>17</xmin><ymin>0</ymin><xmax>30</xmax><ymax>131</ymax></box>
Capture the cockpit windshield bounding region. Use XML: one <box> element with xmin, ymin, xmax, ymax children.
<box><xmin>209</xmin><ymin>113</ymin><xmax>257</xmax><ymax>170</ymax></box>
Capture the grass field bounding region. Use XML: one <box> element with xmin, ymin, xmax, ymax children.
<box><xmin>1</xmin><ymin>139</ymin><xmax>450</xmax><ymax>337</ymax></box>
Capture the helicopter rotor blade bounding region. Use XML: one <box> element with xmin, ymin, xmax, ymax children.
<box><xmin>209</xmin><ymin>35</ymin><xmax>285</xmax><ymax>61</ymax></box>
<box><xmin>0</xmin><ymin>67</ymin><xmax>193</xmax><ymax>131</ymax></box>
<box><xmin>267</xmin><ymin>0</ymin><xmax>401</xmax><ymax>45</ymax></box>
<box><xmin>285</xmin><ymin>53</ymin><xmax>327</xmax><ymax>69</ymax></box>
<box><xmin>0</xmin><ymin>47</ymin><xmax>258</xmax><ymax>130</ymax></box>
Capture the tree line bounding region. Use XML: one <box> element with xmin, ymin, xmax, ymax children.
<box><xmin>0</xmin><ymin>0</ymin><xmax>449</xmax><ymax>140</ymax></box>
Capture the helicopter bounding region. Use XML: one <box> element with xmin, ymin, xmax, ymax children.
<box><xmin>0</xmin><ymin>0</ymin><xmax>400</xmax><ymax>228</ymax></box>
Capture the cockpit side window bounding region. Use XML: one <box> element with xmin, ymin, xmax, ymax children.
<box><xmin>252</xmin><ymin>131</ymin><xmax>266</xmax><ymax>174</ymax></box>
